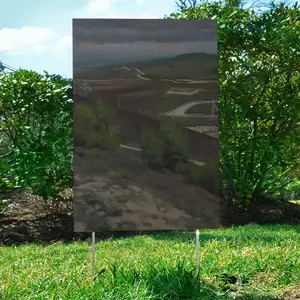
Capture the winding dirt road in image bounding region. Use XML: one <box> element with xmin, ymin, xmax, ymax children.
<box><xmin>163</xmin><ymin>79</ymin><xmax>218</xmax><ymax>84</ymax></box>
<box><xmin>134</xmin><ymin>68</ymin><xmax>151</xmax><ymax>80</ymax></box>
<box><xmin>160</xmin><ymin>100</ymin><xmax>217</xmax><ymax>118</ymax></box>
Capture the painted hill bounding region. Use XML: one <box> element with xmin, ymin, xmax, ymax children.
<box><xmin>75</xmin><ymin>52</ymin><xmax>217</xmax><ymax>80</ymax></box>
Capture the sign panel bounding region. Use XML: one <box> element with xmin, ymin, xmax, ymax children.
<box><xmin>73</xmin><ymin>19</ymin><xmax>220</xmax><ymax>232</ymax></box>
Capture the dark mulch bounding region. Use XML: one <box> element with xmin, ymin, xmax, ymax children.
<box><xmin>221</xmin><ymin>200</ymin><xmax>300</xmax><ymax>226</ymax></box>
<box><xmin>0</xmin><ymin>189</ymin><xmax>299</xmax><ymax>246</ymax></box>
<box><xmin>0</xmin><ymin>213</ymin><xmax>152</xmax><ymax>245</ymax></box>
<box><xmin>0</xmin><ymin>189</ymin><xmax>159</xmax><ymax>245</ymax></box>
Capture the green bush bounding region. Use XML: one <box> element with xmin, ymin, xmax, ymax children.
<box><xmin>140</xmin><ymin>127</ymin><xmax>165</xmax><ymax>168</ymax></box>
<box><xmin>281</xmin><ymin>179</ymin><xmax>300</xmax><ymax>201</ymax></box>
<box><xmin>169</xmin><ymin>1</ymin><xmax>300</xmax><ymax>208</ymax></box>
<box><xmin>0</xmin><ymin>70</ymin><xmax>73</xmax><ymax>199</ymax></box>
<box><xmin>74</xmin><ymin>101</ymin><xmax>121</xmax><ymax>150</ymax></box>
<box><xmin>161</xmin><ymin>122</ymin><xmax>189</xmax><ymax>172</ymax></box>
<box><xmin>88</xmin><ymin>131</ymin><xmax>122</xmax><ymax>150</ymax></box>
<box><xmin>141</xmin><ymin>124</ymin><xmax>189</xmax><ymax>172</ymax></box>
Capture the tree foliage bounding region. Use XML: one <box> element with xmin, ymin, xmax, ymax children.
<box><xmin>169</xmin><ymin>0</ymin><xmax>300</xmax><ymax>207</ymax></box>
<box><xmin>74</xmin><ymin>101</ymin><xmax>122</xmax><ymax>150</ymax></box>
<box><xmin>0</xmin><ymin>70</ymin><xmax>73</xmax><ymax>199</ymax></box>
<box><xmin>141</xmin><ymin>122</ymin><xmax>188</xmax><ymax>171</ymax></box>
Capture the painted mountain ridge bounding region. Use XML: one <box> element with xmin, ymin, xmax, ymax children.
<box><xmin>75</xmin><ymin>52</ymin><xmax>217</xmax><ymax>80</ymax></box>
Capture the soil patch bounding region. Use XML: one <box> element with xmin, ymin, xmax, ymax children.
<box><xmin>74</xmin><ymin>147</ymin><xmax>219</xmax><ymax>231</ymax></box>
<box><xmin>1</xmin><ymin>189</ymin><xmax>299</xmax><ymax>246</ymax></box>
<box><xmin>0</xmin><ymin>189</ymin><xmax>170</xmax><ymax>245</ymax></box>
<box><xmin>221</xmin><ymin>199</ymin><xmax>300</xmax><ymax>226</ymax></box>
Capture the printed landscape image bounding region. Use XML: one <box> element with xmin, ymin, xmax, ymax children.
<box><xmin>73</xmin><ymin>19</ymin><xmax>220</xmax><ymax>232</ymax></box>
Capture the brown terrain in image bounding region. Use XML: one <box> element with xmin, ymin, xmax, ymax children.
<box><xmin>74</xmin><ymin>51</ymin><xmax>220</xmax><ymax>231</ymax></box>
<box><xmin>74</xmin><ymin>146</ymin><xmax>220</xmax><ymax>232</ymax></box>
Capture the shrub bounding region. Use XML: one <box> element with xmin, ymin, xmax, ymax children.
<box><xmin>0</xmin><ymin>70</ymin><xmax>73</xmax><ymax>199</ymax></box>
<box><xmin>140</xmin><ymin>127</ymin><xmax>165</xmax><ymax>168</ymax></box>
<box><xmin>141</xmin><ymin>123</ymin><xmax>189</xmax><ymax>172</ymax></box>
<box><xmin>74</xmin><ymin>101</ymin><xmax>121</xmax><ymax>150</ymax></box>
<box><xmin>169</xmin><ymin>1</ymin><xmax>300</xmax><ymax>208</ymax></box>
<box><xmin>88</xmin><ymin>131</ymin><xmax>122</xmax><ymax>150</ymax></box>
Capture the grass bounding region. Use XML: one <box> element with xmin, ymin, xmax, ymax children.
<box><xmin>0</xmin><ymin>224</ymin><xmax>299</xmax><ymax>299</ymax></box>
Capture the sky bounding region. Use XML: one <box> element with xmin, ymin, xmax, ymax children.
<box><xmin>73</xmin><ymin>19</ymin><xmax>217</xmax><ymax>69</ymax></box>
<box><xmin>0</xmin><ymin>0</ymin><xmax>178</xmax><ymax>78</ymax></box>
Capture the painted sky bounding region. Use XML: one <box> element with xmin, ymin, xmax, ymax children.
<box><xmin>73</xmin><ymin>19</ymin><xmax>217</xmax><ymax>69</ymax></box>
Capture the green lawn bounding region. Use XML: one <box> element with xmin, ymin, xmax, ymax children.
<box><xmin>0</xmin><ymin>224</ymin><xmax>299</xmax><ymax>299</ymax></box>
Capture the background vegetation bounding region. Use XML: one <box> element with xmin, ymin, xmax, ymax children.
<box><xmin>1</xmin><ymin>71</ymin><xmax>73</xmax><ymax>199</ymax></box>
<box><xmin>169</xmin><ymin>0</ymin><xmax>300</xmax><ymax>210</ymax></box>
<box><xmin>1</xmin><ymin>0</ymin><xmax>299</xmax><ymax>221</ymax></box>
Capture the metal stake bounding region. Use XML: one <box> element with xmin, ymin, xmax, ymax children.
<box><xmin>91</xmin><ymin>231</ymin><xmax>96</xmax><ymax>280</ymax></box>
<box><xmin>195</xmin><ymin>229</ymin><xmax>200</xmax><ymax>277</ymax></box>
